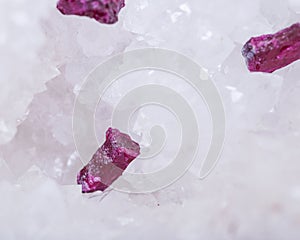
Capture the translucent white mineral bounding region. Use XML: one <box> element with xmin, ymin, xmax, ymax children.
<box><xmin>289</xmin><ymin>0</ymin><xmax>300</xmax><ymax>14</ymax></box>
<box><xmin>0</xmin><ymin>0</ymin><xmax>300</xmax><ymax>239</ymax></box>
<box><xmin>0</xmin><ymin>0</ymin><xmax>59</xmax><ymax>145</ymax></box>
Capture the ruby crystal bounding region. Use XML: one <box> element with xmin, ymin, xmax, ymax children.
<box><xmin>242</xmin><ymin>23</ymin><xmax>300</xmax><ymax>73</ymax></box>
<box><xmin>77</xmin><ymin>128</ymin><xmax>140</xmax><ymax>193</ymax></box>
<box><xmin>57</xmin><ymin>0</ymin><xmax>125</xmax><ymax>24</ymax></box>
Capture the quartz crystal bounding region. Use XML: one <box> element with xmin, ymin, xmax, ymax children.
<box><xmin>3</xmin><ymin>1</ymin><xmax>300</xmax><ymax>238</ymax></box>
<box><xmin>77</xmin><ymin>128</ymin><xmax>140</xmax><ymax>193</ymax></box>
<box><xmin>242</xmin><ymin>23</ymin><xmax>300</xmax><ymax>73</ymax></box>
<box><xmin>57</xmin><ymin>0</ymin><xmax>125</xmax><ymax>24</ymax></box>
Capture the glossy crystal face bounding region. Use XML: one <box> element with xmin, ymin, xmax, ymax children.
<box><xmin>77</xmin><ymin>128</ymin><xmax>140</xmax><ymax>193</ymax></box>
<box><xmin>242</xmin><ymin>23</ymin><xmax>300</xmax><ymax>73</ymax></box>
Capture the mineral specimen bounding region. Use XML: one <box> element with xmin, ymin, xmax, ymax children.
<box><xmin>57</xmin><ymin>0</ymin><xmax>125</xmax><ymax>24</ymax></box>
<box><xmin>242</xmin><ymin>23</ymin><xmax>300</xmax><ymax>73</ymax></box>
<box><xmin>77</xmin><ymin>128</ymin><xmax>140</xmax><ymax>193</ymax></box>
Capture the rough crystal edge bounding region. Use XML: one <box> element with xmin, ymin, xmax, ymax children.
<box><xmin>56</xmin><ymin>0</ymin><xmax>125</xmax><ymax>24</ymax></box>
<box><xmin>242</xmin><ymin>23</ymin><xmax>300</xmax><ymax>73</ymax></box>
<box><xmin>77</xmin><ymin>128</ymin><xmax>140</xmax><ymax>193</ymax></box>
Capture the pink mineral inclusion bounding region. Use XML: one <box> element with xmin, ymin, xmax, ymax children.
<box><xmin>242</xmin><ymin>23</ymin><xmax>300</xmax><ymax>73</ymax></box>
<box><xmin>57</xmin><ymin>0</ymin><xmax>125</xmax><ymax>24</ymax></box>
<box><xmin>77</xmin><ymin>128</ymin><xmax>140</xmax><ymax>193</ymax></box>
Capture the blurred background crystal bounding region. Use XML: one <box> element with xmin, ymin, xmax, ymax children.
<box><xmin>0</xmin><ymin>0</ymin><xmax>300</xmax><ymax>239</ymax></box>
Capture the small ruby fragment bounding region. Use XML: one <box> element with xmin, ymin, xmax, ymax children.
<box><xmin>242</xmin><ymin>23</ymin><xmax>300</xmax><ymax>73</ymax></box>
<box><xmin>57</xmin><ymin>0</ymin><xmax>125</xmax><ymax>24</ymax></box>
<box><xmin>77</xmin><ymin>128</ymin><xmax>140</xmax><ymax>193</ymax></box>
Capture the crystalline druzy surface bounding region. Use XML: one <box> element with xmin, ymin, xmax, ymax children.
<box><xmin>57</xmin><ymin>0</ymin><xmax>125</xmax><ymax>24</ymax></box>
<box><xmin>77</xmin><ymin>128</ymin><xmax>140</xmax><ymax>193</ymax></box>
<box><xmin>242</xmin><ymin>23</ymin><xmax>300</xmax><ymax>73</ymax></box>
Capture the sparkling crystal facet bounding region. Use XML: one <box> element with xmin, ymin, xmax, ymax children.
<box><xmin>77</xmin><ymin>128</ymin><xmax>140</xmax><ymax>193</ymax></box>
<box><xmin>57</xmin><ymin>0</ymin><xmax>125</xmax><ymax>24</ymax></box>
<box><xmin>242</xmin><ymin>23</ymin><xmax>300</xmax><ymax>73</ymax></box>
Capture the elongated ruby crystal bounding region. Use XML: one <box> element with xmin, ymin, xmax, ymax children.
<box><xmin>77</xmin><ymin>128</ymin><xmax>140</xmax><ymax>193</ymax></box>
<box><xmin>242</xmin><ymin>23</ymin><xmax>300</xmax><ymax>73</ymax></box>
<box><xmin>57</xmin><ymin>0</ymin><xmax>125</xmax><ymax>24</ymax></box>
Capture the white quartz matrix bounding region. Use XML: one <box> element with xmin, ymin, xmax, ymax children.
<box><xmin>0</xmin><ymin>0</ymin><xmax>300</xmax><ymax>239</ymax></box>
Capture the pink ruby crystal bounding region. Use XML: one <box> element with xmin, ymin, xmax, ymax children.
<box><xmin>57</xmin><ymin>0</ymin><xmax>125</xmax><ymax>24</ymax></box>
<box><xmin>242</xmin><ymin>23</ymin><xmax>300</xmax><ymax>73</ymax></box>
<box><xmin>77</xmin><ymin>128</ymin><xmax>140</xmax><ymax>193</ymax></box>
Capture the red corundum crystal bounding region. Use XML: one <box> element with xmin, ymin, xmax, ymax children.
<box><xmin>77</xmin><ymin>128</ymin><xmax>140</xmax><ymax>193</ymax></box>
<box><xmin>242</xmin><ymin>23</ymin><xmax>300</xmax><ymax>73</ymax></box>
<box><xmin>57</xmin><ymin>0</ymin><xmax>125</xmax><ymax>24</ymax></box>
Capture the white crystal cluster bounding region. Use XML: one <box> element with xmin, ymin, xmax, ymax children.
<box><xmin>1</xmin><ymin>0</ymin><xmax>300</xmax><ymax>239</ymax></box>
